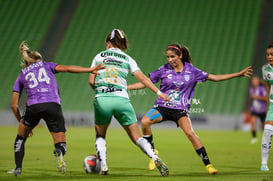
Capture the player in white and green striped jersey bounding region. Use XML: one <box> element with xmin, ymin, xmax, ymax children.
<box><xmin>89</xmin><ymin>29</ymin><xmax>170</xmax><ymax>176</ymax></box>
<box><xmin>261</xmin><ymin>43</ymin><xmax>273</xmax><ymax>171</ymax></box>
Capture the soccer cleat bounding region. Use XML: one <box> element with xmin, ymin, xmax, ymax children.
<box><xmin>206</xmin><ymin>164</ymin><xmax>218</xmax><ymax>175</ymax></box>
<box><xmin>250</xmin><ymin>138</ymin><xmax>257</xmax><ymax>144</ymax></box>
<box><xmin>7</xmin><ymin>168</ymin><xmax>22</xmax><ymax>176</ymax></box>
<box><xmin>54</xmin><ymin>149</ymin><xmax>66</xmax><ymax>174</ymax></box>
<box><xmin>99</xmin><ymin>163</ymin><xmax>109</xmax><ymax>175</ymax></box>
<box><xmin>149</xmin><ymin>149</ymin><xmax>159</xmax><ymax>170</ymax></box>
<box><xmin>154</xmin><ymin>158</ymin><xmax>169</xmax><ymax>176</ymax></box>
<box><xmin>260</xmin><ymin>165</ymin><xmax>269</xmax><ymax>171</ymax></box>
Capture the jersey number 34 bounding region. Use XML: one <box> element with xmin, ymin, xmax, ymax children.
<box><xmin>25</xmin><ymin>67</ymin><xmax>51</xmax><ymax>88</ymax></box>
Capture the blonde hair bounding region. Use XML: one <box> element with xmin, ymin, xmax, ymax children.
<box><xmin>19</xmin><ymin>41</ymin><xmax>42</xmax><ymax>67</ymax></box>
<box><xmin>105</xmin><ymin>29</ymin><xmax>129</xmax><ymax>51</ymax></box>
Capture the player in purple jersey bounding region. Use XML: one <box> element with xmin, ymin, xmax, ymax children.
<box><xmin>7</xmin><ymin>41</ymin><xmax>104</xmax><ymax>176</ymax></box>
<box><xmin>128</xmin><ymin>43</ymin><xmax>252</xmax><ymax>174</ymax></box>
<box><xmin>249</xmin><ymin>76</ymin><xmax>267</xmax><ymax>144</ymax></box>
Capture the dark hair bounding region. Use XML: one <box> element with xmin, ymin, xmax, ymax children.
<box><xmin>166</xmin><ymin>43</ymin><xmax>192</xmax><ymax>63</ymax></box>
<box><xmin>267</xmin><ymin>43</ymin><xmax>273</xmax><ymax>49</ymax></box>
<box><xmin>105</xmin><ymin>29</ymin><xmax>129</xmax><ymax>51</ymax></box>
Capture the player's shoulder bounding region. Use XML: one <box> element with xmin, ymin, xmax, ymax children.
<box><xmin>262</xmin><ymin>63</ymin><xmax>271</xmax><ymax>70</ymax></box>
<box><xmin>184</xmin><ymin>62</ymin><xmax>200</xmax><ymax>72</ymax></box>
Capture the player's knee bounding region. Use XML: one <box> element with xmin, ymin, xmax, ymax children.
<box><xmin>141</xmin><ymin>117</ymin><xmax>152</xmax><ymax>127</ymax></box>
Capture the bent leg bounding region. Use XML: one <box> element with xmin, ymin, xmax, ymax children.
<box><xmin>178</xmin><ymin>116</ymin><xmax>203</xmax><ymax>149</ymax></box>
<box><xmin>51</xmin><ymin>132</ymin><xmax>67</xmax><ymax>174</ymax></box>
<box><xmin>14</xmin><ymin>122</ymin><xmax>33</xmax><ymax>169</ymax></box>
<box><xmin>178</xmin><ymin>116</ymin><xmax>217</xmax><ymax>174</ymax></box>
<box><xmin>141</xmin><ymin>109</ymin><xmax>163</xmax><ymax>149</ymax></box>
<box><xmin>123</xmin><ymin>122</ymin><xmax>169</xmax><ymax>176</ymax></box>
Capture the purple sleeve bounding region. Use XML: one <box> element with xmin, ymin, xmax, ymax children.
<box><xmin>193</xmin><ymin>66</ymin><xmax>208</xmax><ymax>82</ymax></box>
<box><xmin>149</xmin><ymin>66</ymin><xmax>163</xmax><ymax>84</ymax></box>
<box><xmin>13</xmin><ymin>74</ymin><xmax>23</xmax><ymax>93</ymax></box>
<box><xmin>45</xmin><ymin>62</ymin><xmax>58</xmax><ymax>74</ymax></box>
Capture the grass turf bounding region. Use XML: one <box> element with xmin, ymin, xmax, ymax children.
<box><xmin>0</xmin><ymin>126</ymin><xmax>272</xmax><ymax>180</ymax></box>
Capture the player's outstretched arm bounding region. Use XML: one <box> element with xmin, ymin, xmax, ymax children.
<box><xmin>127</xmin><ymin>82</ymin><xmax>146</xmax><ymax>90</ymax></box>
<box><xmin>55</xmin><ymin>63</ymin><xmax>105</xmax><ymax>74</ymax></box>
<box><xmin>207</xmin><ymin>66</ymin><xmax>253</xmax><ymax>82</ymax></box>
<box><xmin>133</xmin><ymin>70</ymin><xmax>169</xmax><ymax>101</ymax></box>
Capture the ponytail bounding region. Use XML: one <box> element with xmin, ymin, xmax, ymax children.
<box><xmin>19</xmin><ymin>41</ymin><xmax>42</xmax><ymax>67</ymax></box>
<box><xmin>106</xmin><ymin>29</ymin><xmax>129</xmax><ymax>51</ymax></box>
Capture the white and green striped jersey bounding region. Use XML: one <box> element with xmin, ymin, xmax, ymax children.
<box><xmin>91</xmin><ymin>48</ymin><xmax>140</xmax><ymax>99</ymax></box>
<box><xmin>262</xmin><ymin>64</ymin><xmax>273</xmax><ymax>103</ymax></box>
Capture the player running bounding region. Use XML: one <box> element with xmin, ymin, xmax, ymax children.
<box><xmin>8</xmin><ymin>41</ymin><xmax>104</xmax><ymax>176</ymax></box>
<box><xmin>89</xmin><ymin>29</ymin><xmax>170</xmax><ymax>176</ymax></box>
<box><xmin>128</xmin><ymin>43</ymin><xmax>252</xmax><ymax>174</ymax></box>
<box><xmin>261</xmin><ymin>43</ymin><xmax>273</xmax><ymax>171</ymax></box>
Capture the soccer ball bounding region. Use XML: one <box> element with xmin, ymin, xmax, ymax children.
<box><xmin>83</xmin><ymin>154</ymin><xmax>101</xmax><ymax>174</ymax></box>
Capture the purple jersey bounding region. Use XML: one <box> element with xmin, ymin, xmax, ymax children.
<box><xmin>13</xmin><ymin>61</ymin><xmax>60</xmax><ymax>106</ymax></box>
<box><xmin>249</xmin><ymin>85</ymin><xmax>267</xmax><ymax>114</ymax></box>
<box><xmin>149</xmin><ymin>62</ymin><xmax>208</xmax><ymax>111</ymax></box>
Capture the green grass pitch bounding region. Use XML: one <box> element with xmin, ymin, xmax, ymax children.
<box><xmin>0</xmin><ymin>126</ymin><xmax>272</xmax><ymax>180</ymax></box>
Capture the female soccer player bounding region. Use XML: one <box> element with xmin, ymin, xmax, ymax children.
<box><xmin>128</xmin><ymin>43</ymin><xmax>253</xmax><ymax>174</ymax></box>
<box><xmin>261</xmin><ymin>43</ymin><xmax>273</xmax><ymax>171</ymax></box>
<box><xmin>89</xmin><ymin>29</ymin><xmax>170</xmax><ymax>176</ymax></box>
<box><xmin>8</xmin><ymin>41</ymin><xmax>104</xmax><ymax>175</ymax></box>
<box><xmin>249</xmin><ymin>76</ymin><xmax>267</xmax><ymax>144</ymax></box>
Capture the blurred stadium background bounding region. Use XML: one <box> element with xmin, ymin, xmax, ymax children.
<box><xmin>0</xmin><ymin>0</ymin><xmax>272</xmax><ymax>129</ymax></box>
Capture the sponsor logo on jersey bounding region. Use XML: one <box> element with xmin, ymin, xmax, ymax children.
<box><xmin>101</xmin><ymin>51</ymin><xmax>127</xmax><ymax>60</ymax></box>
<box><xmin>99</xmin><ymin>87</ymin><xmax>122</xmax><ymax>93</ymax></box>
<box><xmin>173</xmin><ymin>81</ymin><xmax>184</xmax><ymax>87</ymax></box>
<box><xmin>167</xmin><ymin>74</ymin><xmax>173</xmax><ymax>79</ymax></box>
<box><xmin>103</xmin><ymin>58</ymin><xmax>123</xmax><ymax>66</ymax></box>
<box><xmin>185</xmin><ymin>70</ymin><xmax>192</xmax><ymax>73</ymax></box>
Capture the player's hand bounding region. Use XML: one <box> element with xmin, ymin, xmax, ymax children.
<box><xmin>159</xmin><ymin>93</ymin><xmax>170</xmax><ymax>102</ymax></box>
<box><xmin>28</xmin><ymin>130</ymin><xmax>33</xmax><ymax>137</ymax></box>
<box><xmin>91</xmin><ymin>63</ymin><xmax>105</xmax><ymax>75</ymax></box>
<box><xmin>239</xmin><ymin>66</ymin><xmax>253</xmax><ymax>78</ymax></box>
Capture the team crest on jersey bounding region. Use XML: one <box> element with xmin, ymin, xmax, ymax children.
<box><xmin>173</xmin><ymin>81</ymin><xmax>184</xmax><ymax>87</ymax></box>
<box><xmin>184</xmin><ymin>75</ymin><xmax>190</xmax><ymax>81</ymax></box>
<box><xmin>167</xmin><ymin>74</ymin><xmax>173</xmax><ymax>79</ymax></box>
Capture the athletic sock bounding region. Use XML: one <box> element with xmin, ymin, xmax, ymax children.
<box><xmin>14</xmin><ymin>135</ymin><xmax>27</xmax><ymax>169</ymax></box>
<box><xmin>136</xmin><ymin>137</ymin><xmax>157</xmax><ymax>160</ymax></box>
<box><xmin>95</xmin><ymin>137</ymin><xmax>107</xmax><ymax>165</ymax></box>
<box><xmin>143</xmin><ymin>135</ymin><xmax>154</xmax><ymax>149</ymax></box>
<box><xmin>54</xmin><ymin>142</ymin><xmax>67</xmax><ymax>156</ymax></box>
<box><xmin>252</xmin><ymin>130</ymin><xmax>256</xmax><ymax>138</ymax></box>
<box><xmin>261</xmin><ymin>125</ymin><xmax>273</xmax><ymax>165</ymax></box>
<box><xmin>196</xmin><ymin>146</ymin><xmax>210</xmax><ymax>166</ymax></box>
